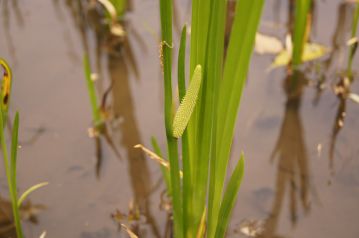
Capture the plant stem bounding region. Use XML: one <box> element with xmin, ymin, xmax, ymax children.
<box><xmin>159</xmin><ymin>0</ymin><xmax>183</xmax><ymax>237</ymax></box>
<box><xmin>0</xmin><ymin>111</ymin><xmax>23</xmax><ymax>238</ymax></box>
<box><xmin>292</xmin><ymin>0</ymin><xmax>312</xmax><ymax>67</ymax></box>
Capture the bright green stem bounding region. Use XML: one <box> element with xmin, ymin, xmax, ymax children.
<box><xmin>292</xmin><ymin>0</ymin><xmax>312</xmax><ymax>66</ymax></box>
<box><xmin>177</xmin><ymin>25</ymin><xmax>193</xmax><ymax>237</ymax></box>
<box><xmin>159</xmin><ymin>0</ymin><xmax>183</xmax><ymax>237</ymax></box>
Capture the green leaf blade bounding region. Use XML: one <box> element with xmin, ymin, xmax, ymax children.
<box><xmin>214</xmin><ymin>156</ymin><xmax>245</xmax><ymax>238</ymax></box>
<box><xmin>212</xmin><ymin>1</ymin><xmax>264</xmax><ymax>237</ymax></box>
<box><xmin>83</xmin><ymin>55</ymin><xmax>101</xmax><ymax>124</ymax></box>
<box><xmin>18</xmin><ymin>182</ymin><xmax>49</xmax><ymax>207</ymax></box>
<box><xmin>10</xmin><ymin>112</ymin><xmax>20</xmax><ymax>197</ymax></box>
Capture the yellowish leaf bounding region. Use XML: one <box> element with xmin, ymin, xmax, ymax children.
<box><xmin>270</xmin><ymin>50</ymin><xmax>291</xmax><ymax>69</ymax></box>
<box><xmin>196</xmin><ymin>208</ymin><xmax>207</xmax><ymax>238</ymax></box>
<box><xmin>270</xmin><ymin>42</ymin><xmax>329</xmax><ymax>69</ymax></box>
<box><xmin>0</xmin><ymin>58</ymin><xmax>12</xmax><ymax>112</ymax></box>
<box><xmin>302</xmin><ymin>43</ymin><xmax>329</xmax><ymax>62</ymax></box>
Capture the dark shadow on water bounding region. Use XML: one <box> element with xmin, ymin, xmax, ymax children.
<box><xmin>314</xmin><ymin>2</ymin><xmax>354</xmax><ymax>106</ymax></box>
<box><xmin>260</xmin><ymin>71</ymin><xmax>311</xmax><ymax>238</ymax></box>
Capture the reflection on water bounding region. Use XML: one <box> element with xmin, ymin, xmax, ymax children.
<box><xmin>56</xmin><ymin>0</ymin><xmax>160</xmax><ymax>236</ymax></box>
<box><xmin>315</xmin><ymin>2</ymin><xmax>358</xmax><ymax>174</ymax></box>
<box><xmin>323</xmin><ymin>2</ymin><xmax>353</xmax><ymax>74</ymax></box>
<box><xmin>314</xmin><ymin>1</ymin><xmax>353</xmax><ymax>106</ymax></box>
<box><xmin>108</xmin><ymin>46</ymin><xmax>161</xmax><ymax>238</ymax></box>
<box><xmin>259</xmin><ymin>4</ymin><xmax>316</xmax><ymax>235</ymax></box>
<box><xmin>330</xmin><ymin>75</ymin><xmax>353</xmax><ymax>175</ymax></box>
<box><xmin>1</xmin><ymin>0</ymin><xmax>24</xmax><ymax>65</ymax></box>
<box><xmin>261</xmin><ymin>72</ymin><xmax>311</xmax><ymax>238</ymax></box>
<box><xmin>0</xmin><ymin>0</ymin><xmax>358</xmax><ymax>237</ymax></box>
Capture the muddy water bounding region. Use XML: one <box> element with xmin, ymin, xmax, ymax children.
<box><xmin>0</xmin><ymin>0</ymin><xmax>358</xmax><ymax>237</ymax></box>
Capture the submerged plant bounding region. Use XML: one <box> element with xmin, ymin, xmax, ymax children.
<box><xmin>154</xmin><ymin>0</ymin><xmax>264</xmax><ymax>237</ymax></box>
<box><xmin>0</xmin><ymin>58</ymin><xmax>48</xmax><ymax>238</ymax></box>
<box><xmin>83</xmin><ymin>54</ymin><xmax>123</xmax><ymax>177</ymax></box>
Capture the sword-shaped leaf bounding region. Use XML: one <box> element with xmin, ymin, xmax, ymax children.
<box><xmin>215</xmin><ymin>155</ymin><xmax>245</xmax><ymax>238</ymax></box>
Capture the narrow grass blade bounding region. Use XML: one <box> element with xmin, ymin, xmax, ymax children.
<box><xmin>196</xmin><ymin>208</ymin><xmax>207</xmax><ymax>238</ymax></box>
<box><xmin>214</xmin><ymin>156</ymin><xmax>245</xmax><ymax>238</ymax></box>
<box><xmin>186</xmin><ymin>3</ymin><xmax>213</xmax><ymax>233</ymax></box>
<box><xmin>188</xmin><ymin>0</ymin><xmax>211</xmax><ymax>190</ymax></box>
<box><xmin>173</xmin><ymin>65</ymin><xmax>202</xmax><ymax>138</ymax></box>
<box><xmin>10</xmin><ymin>112</ymin><xmax>19</xmax><ymax>197</ymax></box>
<box><xmin>83</xmin><ymin>55</ymin><xmax>101</xmax><ymax>124</ymax></box>
<box><xmin>190</xmin><ymin>0</ymin><xmax>211</xmax><ymax>74</ymax></box>
<box><xmin>18</xmin><ymin>182</ymin><xmax>49</xmax><ymax>207</ymax></box>
<box><xmin>202</xmin><ymin>1</ymin><xmax>227</xmax><ymax>237</ymax></box>
<box><xmin>178</xmin><ymin>25</ymin><xmax>187</xmax><ymax>101</ymax></box>
<box><xmin>0</xmin><ymin>110</ymin><xmax>23</xmax><ymax>238</ymax></box>
<box><xmin>177</xmin><ymin>25</ymin><xmax>193</xmax><ymax>237</ymax></box>
<box><xmin>213</xmin><ymin>2</ymin><xmax>264</xmax><ymax>238</ymax></box>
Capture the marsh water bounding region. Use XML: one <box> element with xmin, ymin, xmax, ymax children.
<box><xmin>0</xmin><ymin>0</ymin><xmax>359</xmax><ymax>237</ymax></box>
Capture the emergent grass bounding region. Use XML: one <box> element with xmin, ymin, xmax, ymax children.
<box><xmin>0</xmin><ymin>58</ymin><xmax>48</xmax><ymax>238</ymax></box>
<box><xmin>157</xmin><ymin>1</ymin><xmax>264</xmax><ymax>238</ymax></box>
